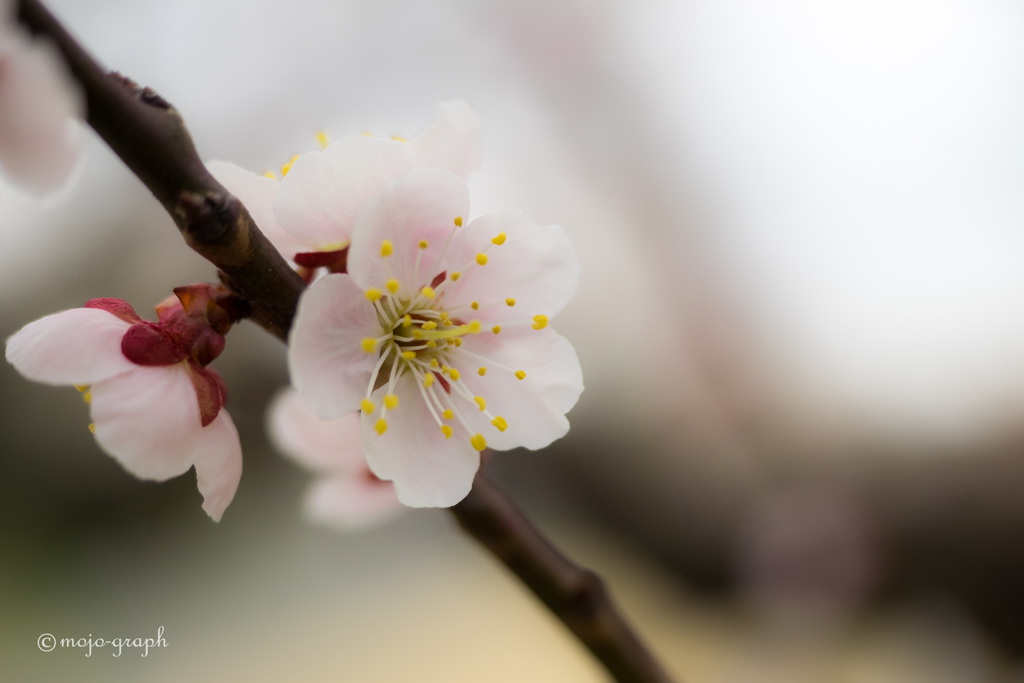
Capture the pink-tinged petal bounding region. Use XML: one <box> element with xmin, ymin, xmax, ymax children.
<box><xmin>0</xmin><ymin>32</ymin><xmax>83</xmax><ymax>193</ymax></box>
<box><xmin>6</xmin><ymin>308</ymin><xmax>135</xmax><ymax>385</ymax></box>
<box><xmin>90</xmin><ymin>364</ymin><xmax>200</xmax><ymax>481</ymax></box>
<box><xmin>443</xmin><ymin>213</ymin><xmax>580</xmax><ymax>322</ymax></box>
<box><xmin>288</xmin><ymin>274</ymin><xmax>380</xmax><ymax>419</ymax></box>
<box><xmin>455</xmin><ymin>327</ymin><xmax>583</xmax><ymax>451</ymax></box>
<box><xmin>267</xmin><ymin>388</ymin><xmax>363</xmax><ymax>471</ymax></box>
<box><xmin>361</xmin><ymin>375</ymin><xmax>480</xmax><ymax>508</ymax></box>
<box><xmin>408</xmin><ymin>99</ymin><xmax>481</xmax><ymax>179</ymax></box>
<box><xmin>347</xmin><ymin>168</ymin><xmax>470</xmax><ymax>294</ymax></box>
<box><xmin>193</xmin><ymin>410</ymin><xmax>243</xmax><ymax>522</ymax></box>
<box><xmin>274</xmin><ymin>136</ymin><xmax>418</xmax><ymax>248</ymax></box>
<box><xmin>303</xmin><ymin>473</ymin><xmax>402</xmax><ymax>530</ymax></box>
<box><xmin>206</xmin><ymin>160</ymin><xmax>306</xmax><ymax>261</ymax></box>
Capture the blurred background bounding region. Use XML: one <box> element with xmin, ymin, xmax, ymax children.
<box><xmin>3</xmin><ymin>0</ymin><xmax>1024</xmax><ymax>680</ymax></box>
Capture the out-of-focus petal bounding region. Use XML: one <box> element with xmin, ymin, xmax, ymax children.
<box><xmin>288</xmin><ymin>274</ymin><xmax>380</xmax><ymax>419</ymax></box>
<box><xmin>193</xmin><ymin>410</ymin><xmax>243</xmax><ymax>522</ymax></box>
<box><xmin>6</xmin><ymin>308</ymin><xmax>134</xmax><ymax>385</ymax></box>
<box><xmin>207</xmin><ymin>159</ymin><xmax>305</xmax><ymax>261</ymax></box>
<box><xmin>361</xmin><ymin>376</ymin><xmax>480</xmax><ymax>508</ymax></box>
<box><xmin>408</xmin><ymin>99</ymin><xmax>480</xmax><ymax>179</ymax></box>
<box><xmin>347</xmin><ymin>168</ymin><xmax>470</xmax><ymax>295</ymax></box>
<box><xmin>274</xmin><ymin>136</ymin><xmax>418</xmax><ymax>248</ymax></box>
<box><xmin>444</xmin><ymin>213</ymin><xmax>579</xmax><ymax>322</ymax></box>
<box><xmin>90</xmin><ymin>364</ymin><xmax>199</xmax><ymax>480</ymax></box>
<box><xmin>457</xmin><ymin>327</ymin><xmax>583</xmax><ymax>451</ymax></box>
<box><xmin>303</xmin><ymin>473</ymin><xmax>402</xmax><ymax>530</ymax></box>
<box><xmin>267</xmin><ymin>388</ymin><xmax>363</xmax><ymax>471</ymax></box>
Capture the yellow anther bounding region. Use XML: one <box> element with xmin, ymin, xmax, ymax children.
<box><xmin>384</xmin><ymin>394</ymin><xmax>399</xmax><ymax>409</ymax></box>
<box><xmin>449</xmin><ymin>368</ymin><xmax>461</xmax><ymax>381</ymax></box>
<box><xmin>82</xmin><ymin>391</ymin><xmax>92</xmax><ymax>404</ymax></box>
<box><xmin>412</xmin><ymin>330</ymin><xmax>423</xmax><ymax>340</ymax></box>
<box><xmin>365</xmin><ymin>288</ymin><xmax>383</xmax><ymax>302</ymax></box>
<box><xmin>386</xmin><ymin>278</ymin><xmax>400</xmax><ymax>294</ymax></box>
<box><xmin>473</xmin><ymin>396</ymin><xmax>486</xmax><ymax>411</ymax></box>
<box><xmin>440</xmin><ymin>313</ymin><xmax>452</xmax><ymax>325</ymax></box>
<box><xmin>454</xmin><ymin>216</ymin><xmax>464</xmax><ymax>227</ymax></box>
<box><xmin>418</xmin><ymin>240</ymin><xmax>429</xmax><ymax>249</ymax></box>
<box><xmin>475</xmin><ymin>253</ymin><xmax>488</xmax><ymax>266</ymax></box>
<box><xmin>442</xmin><ymin>409</ymin><xmax>454</xmax><ymax>420</ymax></box>
<box><xmin>423</xmin><ymin>374</ymin><xmax>435</xmax><ymax>388</ymax></box>
<box><xmin>505</xmin><ymin>298</ymin><xmax>516</xmax><ymax>307</ymax></box>
<box><xmin>515</xmin><ymin>370</ymin><xmax>527</xmax><ymax>380</ymax></box>
<box><xmin>429</xmin><ymin>359</ymin><xmax>440</xmax><ymax>368</ymax></box>
<box><xmin>452</xmin><ymin>338</ymin><xmax>463</xmax><ymax>347</ymax></box>
<box><xmin>491</xmin><ymin>325</ymin><xmax>501</xmax><ymax>335</ymax></box>
<box><xmin>361</xmin><ymin>337</ymin><xmax>377</xmax><ymax>352</ymax></box>
<box><xmin>467</xmin><ymin>320</ymin><xmax>482</xmax><ymax>334</ymax></box>
<box><xmin>421</xmin><ymin>286</ymin><xmax>436</xmax><ymax>299</ymax></box>
<box><xmin>422</xmin><ymin>320</ymin><xmax>438</xmax><ymax>331</ymax></box>
<box><xmin>404</xmin><ymin>314</ymin><xmax>413</xmax><ymax>326</ymax></box>
<box><xmin>441</xmin><ymin>425</ymin><xmax>453</xmax><ymax>439</ymax></box>
<box><xmin>360</xmin><ymin>130</ymin><xmax>373</xmax><ymax>137</ymax></box>
<box><xmin>88</xmin><ymin>423</ymin><xmax>96</xmax><ymax>434</ymax></box>
<box><xmin>390</xmin><ymin>135</ymin><xmax>408</xmax><ymax>142</ymax></box>
<box><xmin>280</xmin><ymin>153</ymin><xmax>301</xmax><ymax>176</ymax></box>
<box><xmin>478</xmin><ymin>367</ymin><xmax>487</xmax><ymax>376</ymax></box>
<box><xmin>401</xmin><ymin>351</ymin><xmax>417</xmax><ymax>360</ymax></box>
<box><xmin>532</xmin><ymin>315</ymin><xmax>549</xmax><ymax>330</ymax></box>
<box><xmin>451</xmin><ymin>272</ymin><xmax>462</xmax><ymax>281</ymax></box>
<box><xmin>470</xmin><ymin>433</ymin><xmax>487</xmax><ymax>451</ymax></box>
<box><xmin>380</xmin><ymin>240</ymin><xmax>394</xmax><ymax>257</ymax></box>
<box><xmin>75</xmin><ymin>385</ymin><xmax>89</xmax><ymax>392</ymax></box>
<box><xmin>491</xmin><ymin>416</ymin><xmax>508</xmax><ymax>432</ymax></box>
<box><xmin>315</xmin><ymin>130</ymin><xmax>330</xmax><ymax>148</ymax></box>
<box><xmin>361</xmin><ymin>399</ymin><xmax>376</xmax><ymax>414</ymax></box>
<box><xmin>491</xmin><ymin>232</ymin><xmax>507</xmax><ymax>246</ymax></box>
<box><xmin>426</xmin><ymin>340</ymin><xmax>437</xmax><ymax>348</ymax></box>
<box><xmin>470</xmin><ymin>301</ymin><xmax>480</xmax><ymax>310</ymax></box>
<box><xmin>375</xmin><ymin>418</ymin><xmax>388</xmax><ymax>435</ymax></box>
<box><xmin>263</xmin><ymin>170</ymin><xmax>277</xmax><ymax>180</ymax></box>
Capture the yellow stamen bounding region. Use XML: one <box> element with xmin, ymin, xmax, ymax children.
<box><xmin>263</xmin><ymin>170</ymin><xmax>277</xmax><ymax>180</ymax></box>
<box><xmin>441</xmin><ymin>425</ymin><xmax>453</xmax><ymax>439</ymax></box>
<box><xmin>515</xmin><ymin>370</ymin><xmax>527</xmax><ymax>380</ymax></box>
<box><xmin>474</xmin><ymin>396</ymin><xmax>486</xmax><ymax>411</ymax></box>
<box><xmin>467</xmin><ymin>320</ymin><xmax>482</xmax><ymax>334</ymax></box>
<box><xmin>421</xmin><ymin>321</ymin><xmax>438</xmax><ymax>331</ymax></box>
<box><xmin>88</xmin><ymin>423</ymin><xmax>96</xmax><ymax>434</ymax></box>
<box><xmin>491</xmin><ymin>232</ymin><xmax>507</xmax><ymax>246</ymax></box>
<box><xmin>375</xmin><ymin>418</ymin><xmax>388</xmax><ymax>435</ymax></box>
<box><xmin>430</xmin><ymin>359</ymin><xmax>440</xmax><ymax>368</ymax></box>
<box><xmin>361</xmin><ymin>399</ymin><xmax>376</xmax><ymax>414</ymax></box>
<box><xmin>492</xmin><ymin>325</ymin><xmax>501</xmax><ymax>335</ymax></box>
<box><xmin>443</xmin><ymin>409</ymin><xmax>454</xmax><ymax>420</ymax></box>
<box><xmin>280</xmin><ymin>153</ymin><xmax>301</xmax><ymax>176</ymax></box>
<box><xmin>470</xmin><ymin>434</ymin><xmax>487</xmax><ymax>451</ymax></box>
<box><xmin>475</xmin><ymin>253</ymin><xmax>488</xmax><ymax>266</ymax></box>
<box><xmin>402</xmin><ymin>351</ymin><xmax>417</xmax><ymax>360</ymax></box>
<box><xmin>418</xmin><ymin>240</ymin><xmax>429</xmax><ymax>249</ymax></box>
<box><xmin>450</xmin><ymin>272</ymin><xmax>462</xmax><ymax>281</ymax></box>
<box><xmin>532</xmin><ymin>315</ymin><xmax>549</xmax><ymax>330</ymax></box>
<box><xmin>426</xmin><ymin>340</ymin><xmax>437</xmax><ymax>348</ymax></box>
<box><xmin>365</xmin><ymin>288</ymin><xmax>383</xmax><ymax>302</ymax></box>
<box><xmin>82</xmin><ymin>391</ymin><xmax>92</xmax><ymax>404</ymax></box>
<box><xmin>470</xmin><ymin>301</ymin><xmax>480</xmax><ymax>310</ymax></box>
<box><xmin>478</xmin><ymin>367</ymin><xmax>487</xmax><ymax>376</ymax></box>
<box><xmin>315</xmin><ymin>130</ymin><xmax>330</xmax><ymax>148</ymax></box>
<box><xmin>75</xmin><ymin>385</ymin><xmax>89</xmax><ymax>392</ymax></box>
<box><xmin>404</xmin><ymin>314</ymin><xmax>413</xmax><ymax>326</ymax></box>
<box><xmin>361</xmin><ymin>337</ymin><xmax>377</xmax><ymax>352</ymax></box>
<box><xmin>449</xmin><ymin>368</ymin><xmax>461</xmax><ymax>381</ymax></box>
<box><xmin>390</xmin><ymin>135</ymin><xmax>408</xmax><ymax>142</ymax></box>
<box><xmin>384</xmin><ymin>394</ymin><xmax>399</xmax><ymax>409</ymax></box>
<box><xmin>380</xmin><ymin>240</ymin><xmax>394</xmax><ymax>257</ymax></box>
<box><xmin>386</xmin><ymin>278</ymin><xmax>400</xmax><ymax>294</ymax></box>
<box><xmin>423</xmin><ymin>374</ymin><xmax>435</xmax><ymax>388</ymax></box>
<box><xmin>505</xmin><ymin>298</ymin><xmax>516</xmax><ymax>307</ymax></box>
<box><xmin>454</xmin><ymin>216</ymin><xmax>463</xmax><ymax>227</ymax></box>
<box><xmin>421</xmin><ymin>286</ymin><xmax>436</xmax><ymax>299</ymax></box>
<box><xmin>491</xmin><ymin>416</ymin><xmax>508</xmax><ymax>432</ymax></box>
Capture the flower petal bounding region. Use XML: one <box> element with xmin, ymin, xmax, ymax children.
<box><xmin>267</xmin><ymin>388</ymin><xmax>363</xmax><ymax>472</ymax></box>
<box><xmin>90</xmin><ymin>364</ymin><xmax>200</xmax><ymax>480</ymax></box>
<box><xmin>408</xmin><ymin>99</ymin><xmax>480</xmax><ymax>179</ymax></box>
<box><xmin>303</xmin><ymin>473</ymin><xmax>402</xmax><ymax>530</ymax></box>
<box><xmin>361</xmin><ymin>375</ymin><xmax>480</xmax><ymax>508</ymax></box>
<box><xmin>455</xmin><ymin>327</ymin><xmax>583</xmax><ymax>451</ymax></box>
<box><xmin>288</xmin><ymin>274</ymin><xmax>380</xmax><ymax>419</ymax></box>
<box><xmin>193</xmin><ymin>410</ymin><xmax>243</xmax><ymax>522</ymax></box>
<box><xmin>443</xmin><ymin>213</ymin><xmax>580</xmax><ymax>323</ymax></box>
<box><xmin>347</xmin><ymin>168</ymin><xmax>470</xmax><ymax>294</ymax></box>
<box><xmin>273</xmin><ymin>136</ymin><xmax>418</xmax><ymax>248</ymax></box>
<box><xmin>207</xmin><ymin>159</ymin><xmax>305</xmax><ymax>261</ymax></box>
<box><xmin>0</xmin><ymin>31</ymin><xmax>83</xmax><ymax>193</ymax></box>
<box><xmin>6</xmin><ymin>307</ymin><xmax>135</xmax><ymax>385</ymax></box>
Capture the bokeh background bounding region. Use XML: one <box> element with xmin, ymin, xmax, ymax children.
<box><xmin>4</xmin><ymin>0</ymin><xmax>1024</xmax><ymax>680</ymax></box>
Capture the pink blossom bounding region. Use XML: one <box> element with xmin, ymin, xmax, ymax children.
<box><xmin>267</xmin><ymin>388</ymin><xmax>401</xmax><ymax>529</ymax></box>
<box><xmin>5</xmin><ymin>290</ymin><xmax>242</xmax><ymax>520</ymax></box>
<box><xmin>288</xmin><ymin>168</ymin><xmax>583</xmax><ymax>507</ymax></box>
<box><xmin>207</xmin><ymin>99</ymin><xmax>479</xmax><ymax>266</ymax></box>
<box><xmin>0</xmin><ymin>0</ymin><xmax>83</xmax><ymax>193</ymax></box>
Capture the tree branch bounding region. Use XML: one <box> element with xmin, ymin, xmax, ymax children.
<box><xmin>16</xmin><ymin>2</ymin><xmax>677</xmax><ymax>680</ymax></box>
<box><xmin>17</xmin><ymin>0</ymin><xmax>305</xmax><ymax>341</ymax></box>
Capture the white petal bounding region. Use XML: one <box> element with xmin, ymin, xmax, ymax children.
<box><xmin>303</xmin><ymin>474</ymin><xmax>403</xmax><ymax>530</ymax></box>
<box><xmin>347</xmin><ymin>168</ymin><xmax>470</xmax><ymax>294</ymax></box>
<box><xmin>443</xmin><ymin>213</ymin><xmax>580</xmax><ymax>322</ymax></box>
<box><xmin>361</xmin><ymin>375</ymin><xmax>480</xmax><ymax>508</ymax></box>
<box><xmin>90</xmin><ymin>364</ymin><xmax>200</xmax><ymax>481</ymax></box>
<box><xmin>207</xmin><ymin>160</ymin><xmax>305</xmax><ymax>261</ymax></box>
<box><xmin>266</xmin><ymin>387</ymin><xmax>363</xmax><ymax>472</ymax></box>
<box><xmin>192</xmin><ymin>410</ymin><xmax>243</xmax><ymax>522</ymax></box>
<box><xmin>0</xmin><ymin>31</ymin><xmax>83</xmax><ymax>193</ymax></box>
<box><xmin>288</xmin><ymin>274</ymin><xmax>380</xmax><ymax>419</ymax></box>
<box><xmin>273</xmin><ymin>136</ymin><xmax>418</xmax><ymax>248</ymax></box>
<box><xmin>6</xmin><ymin>308</ymin><xmax>135</xmax><ymax>385</ymax></box>
<box><xmin>456</xmin><ymin>327</ymin><xmax>583</xmax><ymax>451</ymax></box>
<box><xmin>408</xmin><ymin>99</ymin><xmax>481</xmax><ymax>179</ymax></box>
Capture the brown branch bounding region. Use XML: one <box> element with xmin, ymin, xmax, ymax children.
<box><xmin>452</xmin><ymin>474</ymin><xmax>677</xmax><ymax>683</ymax></box>
<box><xmin>16</xmin><ymin>2</ymin><xmax>677</xmax><ymax>680</ymax></box>
<box><xmin>17</xmin><ymin>0</ymin><xmax>305</xmax><ymax>341</ymax></box>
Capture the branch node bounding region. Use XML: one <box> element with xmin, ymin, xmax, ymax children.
<box><xmin>175</xmin><ymin>191</ymin><xmax>238</xmax><ymax>245</ymax></box>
